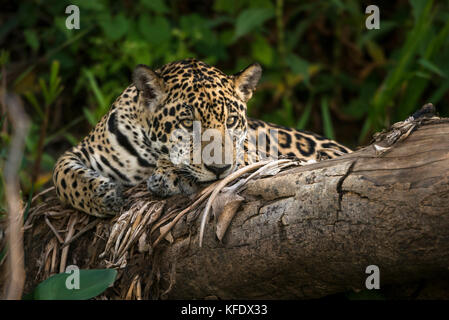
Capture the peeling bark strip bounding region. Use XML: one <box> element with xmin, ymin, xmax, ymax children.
<box><xmin>6</xmin><ymin>118</ymin><xmax>449</xmax><ymax>299</ymax></box>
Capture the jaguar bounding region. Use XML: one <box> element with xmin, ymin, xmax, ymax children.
<box><xmin>53</xmin><ymin>58</ymin><xmax>351</xmax><ymax>217</ymax></box>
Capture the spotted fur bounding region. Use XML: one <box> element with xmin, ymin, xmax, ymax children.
<box><xmin>53</xmin><ymin>59</ymin><xmax>351</xmax><ymax>217</ymax></box>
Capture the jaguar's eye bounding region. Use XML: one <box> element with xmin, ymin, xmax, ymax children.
<box><xmin>180</xmin><ymin>119</ymin><xmax>193</xmax><ymax>130</ymax></box>
<box><xmin>226</xmin><ymin>116</ymin><xmax>238</xmax><ymax>127</ymax></box>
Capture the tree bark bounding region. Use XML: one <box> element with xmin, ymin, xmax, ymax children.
<box><xmin>162</xmin><ymin>118</ymin><xmax>449</xmax><ymax>299</ymax></box>
<box><xmin>4</xmin><ymin>118</ymin><xmax>449</xmax><ymax>299</ymax></box>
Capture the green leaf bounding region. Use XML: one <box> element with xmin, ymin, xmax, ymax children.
<box><xmin>63</xmin><ymin>132</ymin><xmax>79</xmax><ymax>146</ymax></box>
<box><xmin>138</xmin><ymin>15</ymin><xmax>171</xmax><ymax>45</ymax></box>
<box><xmin>410</xmin><ymin>0</ymin><xmax>426</xmax><ymax>24</ymax></box>
<box><xmin>320</xmin><ymin>97</ymin><xmax>335</xmax><ymax>140</ymax></box>
<box><xmin>285</xmin><ymin>17</ymin><xmax>313</xmax><ymax>51</ymax></box>
<box><xmin>286</xmin><ymin>53</ymin><xmax>310</xmax><ymax>85</ymax></box>
<box><xmin>330</xmin><ymin>0</ymin><xmax>345</xmax><ymax>10</ymax></box>
<box><xmin>71</xmin><ymin>0</ymin><xmax>105</xmax><ymax>11</ymax></box>
<box><xmin>365</xmin><ymin>40</ymin><xmax>386</xmax><ymax>65</ymax></box>
<box><xmin>99</xmin><ymin>14</ymin><xmax>129</xmax><ymax>41</ymax></box>
<box><xmin>44</xmin><ymin>116</ymin><xmax>83</xmax><ymax>146</ymax></box>
<box><xmin>179</xmin><ymin>14</ymin><xmax>214</xmax><ymax>43</ymax></box>
<box><xmin>296</xmin><ymin>97</ymin><xmax>313</xmax><ymax>130</ymax></box>
<box><xmin>83</xmin><ymin>69</ymin><xmax>106</xmax><ymax>110</ymax></box>
<box><xmin>39</xmin><ymin>78</ymin><xmax>49</xmax><ymax>105</ymax></box>
<box><xmin>141</xmin><ymin>0</ymin><xmax>169</xmax><ymax>14</ymax></box>
<box><xmin>49</xmin><ymin>60</ymin><xmax>61</xmax><ymax>91</ymax></box>
<box><xmin>24</xmin><ymin>29</ymin><xmax>39</xmax><ymax>52</ymax></box>
<box><xmin>359</xmin><ymin>117</ymin><xmax>372</xmax><ymax>144</ymax></box>
<box><xmin>27</xmin><ymin>269</ymin><xmax>117</xmax><ymax>300</ymax></box>
<box><xmin>24</xmin><ymin>92</ymin><xmax>44</xmax><ymax>119</ymax></box>
<box><xmin>342</xmin><ymin>82</ymin><xmax>376</xmax><ymax>119</ymax></box>
<box><xmin>251</xmin><ymin>35</ymin><xmax>273</xmax><ymax>66</ymax></box>
<box><xmin>47</xmin><ymin>60</ymin><xmax>63</xmax><ymax>105</ymax></box>
<box><xmin>429</xmin><ymin>78</ymin><xmax>449</xmax><ymax>104</ymax></box>
<box><xmin>414</xmin><ymin>71</ymin><xmax>431</xmax><ymax>79</ymax></box>
<box><xmin>214</xmin><ymin>0</ymin><xmax>242</xmax><ymax>14</ymax></box>
<box><xmin>418</xmin><ymin>58</ymin><xmax>446</xmax><ymax>77</ymax></box>
<box><xmin>83</xmin><ymin>108</ymin><xmax>97</xmax><ymax>127</ymax></box>
<box><xmin>0</xmin><ymin>50</ymin><xmax>10</xmax><ymax>66</ymax></box>
<box><xmin>395</xmin><ymin>14</ymin><xmax>449</xmax><ymax>120</ymax></box>
<box><xmin>280</xmin><ymin>96</ymin><xmax>295</xmax><ymax>128</ymax></box>
<box><xmin>234</xmin><ymin>8</ymin><xmax>274</xmax><ymax>41</ymax></box>
<box><xmin>370</xmin><ymin>0</ymin><xmax>434</xmax><ymax>130</ymax></box>
<box><xmin>359</xmin><ymin>21</ymin><xmax>397</xmax><ymax>47</ymax></box>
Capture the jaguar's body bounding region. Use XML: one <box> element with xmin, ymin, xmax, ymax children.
<box><xmin>53</xmin><ymin>59</ymin><xmax>351</xmax><ymax>217</ymax></box>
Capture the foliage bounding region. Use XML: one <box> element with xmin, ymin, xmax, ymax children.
<box><xmin>24</xmin><ymin>269</ymin><xmax>117</xmax><ymax>300</ymax></box>
<box><xmin>1</xmin><ymin>0</ymin><xmax>449</xmax><ymax>249</ymax></box>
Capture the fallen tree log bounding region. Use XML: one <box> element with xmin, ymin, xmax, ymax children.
<box><xmin>2</xmin><ymin>115</ymin><xmax>449</xmax><ymax>299</ymax></box>
<box><xmin>162</xmin><ymin>117</ymin><xmax>449</xmax><ymax>299</ymax></box>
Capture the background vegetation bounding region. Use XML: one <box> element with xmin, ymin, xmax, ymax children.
<box><xmin>1</xmin><ymin>0</ymin><xmax>449</xmax><ymax>264</ymax></box>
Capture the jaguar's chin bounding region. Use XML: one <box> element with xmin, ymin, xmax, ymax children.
<box><xmin>197</xmin><ymin>168</ymin><xmax>235</xmax><ymax>183</ymax></box>
<box><xmin>195</xmin><ymin>175</ymin><xmax>219</xmax><ymax>183</ymax></box>
<box><xmin>179</xmin><ymin>163</ymin><xmax>233</xmax><ymax>183</ymax></box>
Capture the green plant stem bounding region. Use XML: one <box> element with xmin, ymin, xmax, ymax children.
<box><xmin>30</xmin><ymin>101</ymin><xmax>50</xmax><ymax>187</ymax></box>
<box><xmin>276</xmin><ymin>0</ymin><xmax>287</xmax><ymax>73</ymax></box>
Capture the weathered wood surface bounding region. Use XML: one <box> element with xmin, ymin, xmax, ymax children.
<box><xmin>7</xmin><ymin>119</ymin><xmax>449</xmax><ymax>299</ymax></box>
<box><xmin>162</xmin><ymin>120</ymin><xmax>449</xmax><ymax>299</ymax></box>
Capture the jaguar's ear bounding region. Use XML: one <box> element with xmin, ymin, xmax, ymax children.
<box><xmin>233</xmin><ymin>63</ymin><xmax>262</xmax><ymax>102</ymax></box>
<box><xmin>133</xmin><ymin>64</ymin><xmax>165</xmax><ymax>111</ymax></box>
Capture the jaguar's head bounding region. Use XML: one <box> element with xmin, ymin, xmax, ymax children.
<box><xmin>133</xmin><ymin>58</ymin><xmax>262</xmax><ymax>182</ymax></box>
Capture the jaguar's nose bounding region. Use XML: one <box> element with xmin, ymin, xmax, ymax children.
<box><xmin>204</xmin><ymin>164</ymin><xmax>231</xmax><ymax>178</ymax></box>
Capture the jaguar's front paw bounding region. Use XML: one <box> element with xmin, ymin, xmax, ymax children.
<box><xmin>102</xmin><ymin>184</ymin><xmax>124</xmax><ymax>213</ymax></box>
<box><xmin>93</xmin><ymin>181</ymin><xmax>124</xmax><ymax>217</ymax></box>
<box><xmin>147</xmin><ymin>172</ymin><xmax>178</xmax><ymax>197</ymax></box>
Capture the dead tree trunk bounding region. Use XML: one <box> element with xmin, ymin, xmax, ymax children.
<box><xmin>161</xmin><ymin>119</ymin><xmax>449</xmax><ymax>299</ymax></box>
<box><xmin>3</xmin><ymin>117</ymin><xmax>449</xmax><ymax>299</ymax></box>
